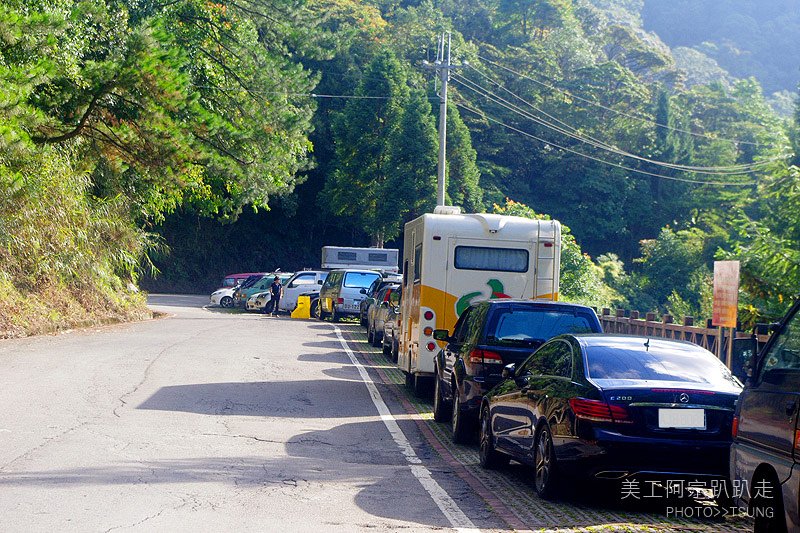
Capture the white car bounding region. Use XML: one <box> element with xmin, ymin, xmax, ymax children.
<box><xmin>210</xmin><ymin>287</ymin><xmax>237</xmax><ymax>308</ymax></box>
<box><xmin>246</xmin><ymin>291</ymin><xmax>272</xmax><ymax>312</ymax></box>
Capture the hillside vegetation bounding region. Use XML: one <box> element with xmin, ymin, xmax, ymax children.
<box><xmin>2</xmin><ymin>0</ymin><xmax>799</xmax><ymax>336</ymax></box>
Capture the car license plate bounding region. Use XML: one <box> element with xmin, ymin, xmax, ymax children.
<box><xmin>658</xmin><ymin>408</ymin><xmax>705</xmax><ymax>429</ymax></box>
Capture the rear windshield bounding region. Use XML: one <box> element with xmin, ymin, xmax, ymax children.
<box><xmin>586</xmin><ymin>339</ymin><xmax>739</xmax><ymax>386</ymax></box>
<box><xmin>486</xmin><ymin>308</ymin><xmax>599</xmax><ymax>347</ymax></box>
<box><xmin>343</xmin><ymin>272</ymin><xmax>381</xmax><ymax>289</ymax></box>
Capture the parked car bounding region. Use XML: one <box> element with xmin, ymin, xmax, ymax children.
<box><xmin>235</xmin><ymin>272</ymin><xmax>292</xmax><ymax>309</ymax></box>
<box><xmin>432</xmin><ymin>299</ymin><xmax>603</xmax><ymax>442</ymax></box>
<box><xmin>317</xmin><ymin>269</ymin><xmax>382</xmax><ymax>322</ymax></box>
<box><xmin>221</xmin><ymin>272</ymin><xmax>267</xmax><ymax>288</ymax></box>
<box><xmin>479</xmin><ymin>334</ymin><xmax>742</xmax><ymax>501</ymax></box>
<box><xmin>279</xmin><ymin>270</ymin><xmax>328</xmax><ymax>313</ymax></box>
<box><xmin>367</xmin><ymin>284</ymin><xmax>400</xmax><ymax>347</ymax></box>
<box><xmin>210</xmin><ymin>285</ymin><xmax>240</xmax><ymax>308</ymax></box>
<box><xmin>731</xmin><ymin>299</ymin><xmax>800</xmax><ymax>533</ymax></box>
<box><xmin>359</xmin><ymin>276</ymin><xmax>402</xmax><ymax>327</ymax></box>
<box><xmin>382</xmin><ymin>291</ymin><xmax>403</xmax><ymax>361</ymax></box>
<box><xmin>246</xmin><ymin>291</ymin><xmax>271</xmax><ymax>312</ymax></box>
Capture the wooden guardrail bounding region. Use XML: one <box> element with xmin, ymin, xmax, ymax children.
<box><xmin>597</xmin><ymin>308</ymin><xmax>771</xmax><ymax>369</ymax></box>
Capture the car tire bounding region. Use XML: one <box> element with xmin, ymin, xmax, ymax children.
<box><xmin>413</xmin><ymin>374</ymin><xmax>430</xmax><ymax>399</ymax></box>
<box><xmin>533</xmin><ymin>424</ymin><xmax>559</xmax><ymax>500</ymax></box>
<box><xmin>451</xmin><ymin>384</ymin><xmax>471</xmax><ymax>444</ymax></box>
<box><xmin>382</xmin><ymin>335</ymin><xmax>391</xmax><ymax>356</ymax></box>
<box><xmin>220</xmin><ymin>296</ymin><xmax>233</xmax><ymax>308</ymax></box>
<box><xmin>360</xmin><ymin>310</ymin><xmax>368</xmax><ymax>328</ymax></box>
<box><xmin>367</xmin><ymin>324</ymin><xmax>374</xmax><ymax>345</ymax></box>
<box><xmin>331</xmin><ymin>305</ymin><xmax>340</xmax><ymax>323</ymax></box>
<box><xmin>479</xmin><ymin>404</ymin><xmax>508</xmax><ymax>469</ymax></box>
<box><xmin>432</xmin><ymin>371</ymin><xmax>451</xmax><ymax>422</ymax></box>
<box><xmin>404</xmin><ymin>371</ymin><xmax>414</xmax><ymax>389</ymax></box>
<box><xmin>391</xmin><ymin>340</ymin><xmax>399</xmax><ymax>363</ymax></box>
<box><xmin>753</xmin><ymin>473</ymin><xmax>788</xmax><ymax>533</ymax></box>
<box><xmin>310</xmin><ymin>298</ymin><xmax>320</xmax><ymax>318</ymax></box>
<box><xmin>371</xmin><ymin>327</ymin><xmax>382</xmax><ymax>348</ymax></box>
<box><xmin>315</xmin><ymin>300</ymin><xmax>329</xmax><ymax>320</ymax></box>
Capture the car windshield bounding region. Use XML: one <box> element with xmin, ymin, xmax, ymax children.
<box><xmin>343</xmin><ymin>272</ymin><xmax>381</xmax><ymax>289</ymax></box>
<box><xmin>240</xmin><ymin>276</ymin><xmax>263</xmax><ymax>289</ymax></box>
<box><xmin>585</xmin><ymin>338</ymin><xmax>742</xmax><ymax>388</ymax></box>
<box><xmin>486</xmin><ymin>308</ymin><xmax>598</xmax><ymax>347</ymax></box>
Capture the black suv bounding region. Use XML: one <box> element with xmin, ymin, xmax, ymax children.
<box><xmin>432</xmin><ymin>299</ymin><xmax>603</xmax><ymax>443</ymax></box>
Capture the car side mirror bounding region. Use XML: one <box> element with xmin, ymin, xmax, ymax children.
<box><xmin>769</xmin><ymin>322</ymin><xmax>782</xmax><ymax>333</ymax></box>
<box><xmin>502</xmin><ymin>363</ymin><xmax>516</xmax><ymax>379</ymax></box>
<box><xmin>317</xmin><ymin>279</ymin><xmax>323</xmax><ymax>284</ymax></box>
<box><xmin>359</xmin><ymin>288</ymin><xmax>367</xmax><ymax>294</ymax></box>
<box><xmin>433</xmin><ymin>329</ymin><xmax>451</xmax><ymax>342</ymax></box>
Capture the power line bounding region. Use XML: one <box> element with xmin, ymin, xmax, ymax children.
<box><xmin>454</xmin><ymin>99</ymin><xmax>755</xmax><ymax>187</ymax></box>
<box><xmin>451</xmin><ymin>73</ymin><xmax>768</xmax><ymax>177</ymax></box>
<box><xmin>475</xmin><ymin>55</ymin><xmax>764</xmax><ymax>147</ymax></box>
<box><xmin>459</xmin><ymin>68</ymin><xmax>777</xmax><ymax>173</ymax></box>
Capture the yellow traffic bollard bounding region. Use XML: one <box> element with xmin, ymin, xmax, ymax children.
<box><xmin>292</xmin><ymin>295</ymin><xmax>311</xmax><ymax>319</ymax></box>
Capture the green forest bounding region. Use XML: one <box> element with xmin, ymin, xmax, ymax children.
<box><xmin>1</xmin><ymin>0</ymin><xmax>799</xmax><ymax>336</ymax></box>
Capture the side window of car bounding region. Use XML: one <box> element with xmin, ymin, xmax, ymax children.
<box><xmin>760</xmin><ymin>309</ymin><xmax>800</xmax><ymax>377</ymax></box>
<box><xmin>520</xmin><ymin>341</ymin><xmax>573</xmax><ymax>378</ymax></box>
<box><xmin>451</xmin><ymin>308</ymin><xmax>472</xmax><ymax>344</ymax></box>
<box><xmin>465</xmin><ymin>305</ymin><xmax>489</xmax><ymax>345</ymax></box>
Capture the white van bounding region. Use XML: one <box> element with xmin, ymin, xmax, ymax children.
<box><xmin>398</xmin><ymin>208</ymin><xmax>561</xmax><ymax>395</ymax></box>
<box><xmin>279</xmin><ymin>270</ymin><xmax>328</xmax><ymax>312</ymax></box>
<box><xmin>321</xmin><ymin>246</ymin><xmax>399</xmax><ymax>272</ymax></box>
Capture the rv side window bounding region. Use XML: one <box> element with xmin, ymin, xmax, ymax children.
<box><xmin>454</xmin><ymin>246</ymin><xmax>528</xmax><ymax>273</ymax></box>
<box><xmin>413</xmin><ymin>244</ymin><xmax>422</xmax><ymax>282</ymax></box>
<box><xmin>403</xmin><ymin>260</ymin><xmax>409</xmax><ymax>286</ymax></box>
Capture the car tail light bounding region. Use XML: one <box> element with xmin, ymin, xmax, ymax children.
<box><xmin>337</xmin><ymin>298</ymin><xmax>344</xmax><ymax>304</ymax></box>
<box><xmin>426</xmin><ymin>342</ymin><xmax>436</xmax><ymax>351</ymax></box>
<box><xmin>569</xmin><ymin>398</ymin><xmax>632</xmax><ymax>424</ymax></box>
<box><xmin>424</xmin><ymin>310</ymin><xmax>434</xmax><ymax>320</ymax></box>
<box><xmin>468</xmin><ymin>348</ymin><xmax>504</xmax><ymax>365</ymax></box>
<box><xmin>423</xmin><ymin>327</ymin><xmax>433</xmax><ymax>336</ymax></box>
<box><xmin>732</xmin><ymin>415</ymin><xmax>739</xmax><ymax>438</ymax></box>
<box><xmin>383</xmin><ymin>291</ymin><xmax>392</xmax><ymax>302</ymax></box>
<box><xmin>794</xmin><ymin>429</ymin><xmax>800</xmax><ymax>450</ymax></box>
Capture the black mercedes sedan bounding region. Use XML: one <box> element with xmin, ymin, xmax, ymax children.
<box><xmin>478</xmin><ymin>334</ymin><xmax>743</xmax><ymax>500</ymax></box>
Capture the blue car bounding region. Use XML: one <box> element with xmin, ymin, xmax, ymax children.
<box><xmin>479</xmin><ymin>334</ymin><xmax>742</xmax><ymax>501</ymax></box>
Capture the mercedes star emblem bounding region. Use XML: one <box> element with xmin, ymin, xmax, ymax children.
<box><xmin>679</xmin><ymin>393</ymin><xmax>690</xmax><ymax>403</ymax></box>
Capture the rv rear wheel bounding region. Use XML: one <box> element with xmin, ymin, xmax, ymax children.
<box><xmin>331</xmin><ymin>305</ymin><xmax>340</xmax><ymax>322</ymax></box>
<box><xmin>404</xmin><ymin>372</ymin><xmax>414</xmax><ymax>389</ymax></box>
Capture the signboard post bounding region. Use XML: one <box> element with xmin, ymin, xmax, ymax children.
<box><xmin>712</xmin><ymin>261</ymin><xmax>740</xmax><ymax>369</ymax></box>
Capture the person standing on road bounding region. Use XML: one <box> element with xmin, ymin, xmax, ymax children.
<box><xmin>268</xmin><ymin>276</ymin><xmax>283</xmax><ymax>316</ymax></box>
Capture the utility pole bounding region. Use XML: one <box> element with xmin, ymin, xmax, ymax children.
<box><xmin>424</xmin><ymin>32</ymin><xmax>461</xmax><ymax>207</ymax></box>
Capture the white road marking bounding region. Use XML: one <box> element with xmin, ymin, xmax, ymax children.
<box><xmin>333</xmin><ymin>326</ymin><xmax>479</xmax><ymax>533</ymax></box>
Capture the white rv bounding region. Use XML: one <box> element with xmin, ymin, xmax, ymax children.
<box><xmin>321</xmin><ymin>246</ymin><xmax>399</xmax><ymax>272</ymax></box>
<box><xmin>398</xmin><ymin>207</ymin><xmax>562</xmax><ymax>395</ymax></box>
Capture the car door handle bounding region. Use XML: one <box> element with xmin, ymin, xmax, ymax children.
<box><xmin>786</xmin><ymin>401</ymin><xmax>797</xmax><ymax>417</ymax></box>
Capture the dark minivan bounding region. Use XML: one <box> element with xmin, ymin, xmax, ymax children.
<box><xmin>432</xmin><ymin>299</ymin><xmax>602</xmax><ymax>442</ymax></box>
<box><xmin>732</xmin><ymin>299</ymin><xmax>800</xmax><ymax>533</ymax></box>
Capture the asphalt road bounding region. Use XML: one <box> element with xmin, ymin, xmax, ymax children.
<box><xmin>0</xmin><ymin>295</ymin><xmax>752</xmax><ymax>532</ymax></box>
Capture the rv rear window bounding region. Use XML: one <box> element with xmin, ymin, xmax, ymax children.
<box><xmin>454</xmin><ymin>246</ymin><xmax>528</xmax><ymax>272</ymax></box>
<box><xmin>368</xmin><ymin>252</ymin><xmax>388</xmax><ymax>262</ymax></box>
<box><xmin>337</xmin><ymin>251</ymin><xmax>358</xmax><ymax>261</ymax></box>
